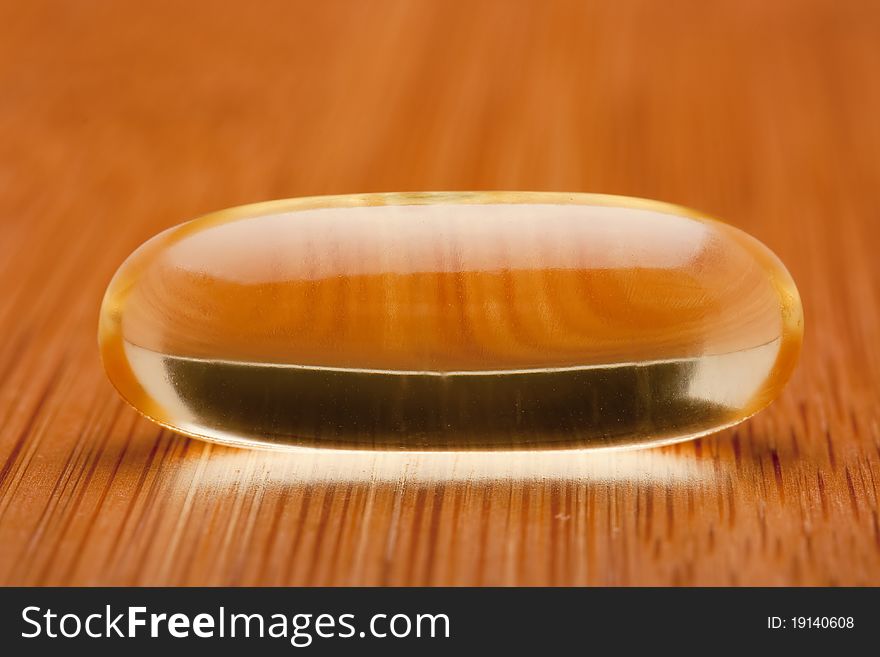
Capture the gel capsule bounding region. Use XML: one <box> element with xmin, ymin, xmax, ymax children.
<box><xmin>99</xmin><ymin>192</ymin><xmax>803</xmax><ymax>450</ymax></box>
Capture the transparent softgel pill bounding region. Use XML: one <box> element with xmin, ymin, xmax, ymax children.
<box><xmin>99</xmin><ymin>192</ymin><xmax>803</xmax><ymax>451</ymax></box>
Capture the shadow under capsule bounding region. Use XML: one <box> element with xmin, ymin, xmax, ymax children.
<box><xmin>165</xmin><ymin>439</ymin><xmax>718</xmax><ymax>488</ymax></box>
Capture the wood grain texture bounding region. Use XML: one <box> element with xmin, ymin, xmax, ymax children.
<box><xmin>1</xmin><ymin>0</ymin><xmax>879</xmax><ymax>585</ymax></box>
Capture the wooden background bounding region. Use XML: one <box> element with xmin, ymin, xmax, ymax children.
<box><xmin>1</xmin><ymin>0</ymin><xmax>879</xmax><ymax>586</ymax></box>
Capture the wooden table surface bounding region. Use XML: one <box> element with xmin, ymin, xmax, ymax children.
<box><xmin>1</xmin><ymin>0</ymin><xmax>879</xmax><ymax>586</ymax></box>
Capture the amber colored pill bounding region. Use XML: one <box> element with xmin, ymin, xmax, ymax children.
<box><xmin>98</xmin><ymin>192</ymin><xmax>803</xmax><ymax>451</ymax></box>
